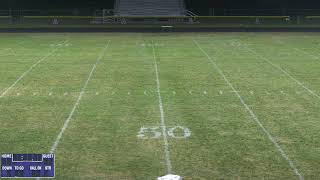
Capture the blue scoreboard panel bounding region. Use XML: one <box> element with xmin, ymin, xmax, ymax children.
<box><xmin>1</xmin><ymin>154</ymin><xmax>55</xmax><ymax>178</ymax></box>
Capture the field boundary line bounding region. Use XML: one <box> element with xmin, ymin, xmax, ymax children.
<box><xmin>0</xmin><ymin>40</ymin><xmax>68</xmax><ymax>98</ymax></box>
<box><xmin>241</xmin><ymin>44</ymin><xmax>320</xmax><ymax>100</ymax></box>
<box><xmin>193</xmin><ymin>39</ymin><xmax>304</xmax><ymax>180</ymax></box>
<box><xmin>293</xmin><ymin>48</ymin><xmax>320</xmax><ymax>62</ymax></box>
<box><xmin>48</xmin><ymin>41</ymin><xmax>110</xmax><ymax>154</ymax></box>
<box><xmin>151</xmin><ymin>41</ymin><xmax>172</xmax><ymax>174</ymax></box>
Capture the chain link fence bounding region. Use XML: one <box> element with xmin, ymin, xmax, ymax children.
<box><xmin>0</xmin><ymin>9</ymin><xmax>319</xmax><ymax>29</ymax></box>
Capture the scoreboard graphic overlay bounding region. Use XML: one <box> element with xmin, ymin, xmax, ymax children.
<box><xmin>1</xmin><ymin>154</ymin><xmax>55</xmax><ymax>178</ymax></box>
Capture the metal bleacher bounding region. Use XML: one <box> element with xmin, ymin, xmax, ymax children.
<box><xmin>114</xmin><ymin>0</ymin><xmax>186</xmax><ymax>16</ymax></box>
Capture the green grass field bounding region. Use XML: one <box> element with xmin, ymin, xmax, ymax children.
<box><xmin>1</xmin><ymin>32</ymin><xmax>320</xmax><ymax>179</ymax></box>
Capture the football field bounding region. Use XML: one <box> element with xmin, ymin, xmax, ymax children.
<box><xmin>1</xmin><ymin>32</ymin><xmax>320</xmax><ymax>179</ymax></box>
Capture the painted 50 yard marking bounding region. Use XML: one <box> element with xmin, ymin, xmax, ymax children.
<box><xmin>137</xmin><ymin>126</ymin><xmax>191</xmax><ymax>139</ymax></box>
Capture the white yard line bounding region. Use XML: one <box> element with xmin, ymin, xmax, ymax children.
<box><xmin>242</xmin><ymin>45</ymin><xmax>320</xmax><ymax>100</ymax></box>
<box><xmin>49</xmin><ymin>41</ymin><xmax>110</xmax><ymax>154</ymax></box>
<box><xmin>0</xmin><ymin>40</ymin><xmax>68</xmax><ymax>98</ymax></box>
<box><xmin>293</xmin><ymin>48</ymin><xmax>320</xmax><ymax>61</ymax></box>
<box><xmin>151</xmin><ymin>41</ymin><xmax>172</xmax><ymax>174</ymax></box>
<box><xmin>193</xmin><ymin>39</ymin><xmax>304</xmax><ymax>180</ymax></box>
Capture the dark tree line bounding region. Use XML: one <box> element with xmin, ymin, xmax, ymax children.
<box><xmin>1</xmin><ymin>0</ymin><xmax>319</xmax><ymax>15</ymax></box>
<box><xmin>185</xmin><ymin>0</ymin><xmax>320</xmax><ymax>8</ymax></box>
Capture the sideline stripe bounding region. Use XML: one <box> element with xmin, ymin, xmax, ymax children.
<box><xmin>193</xmin><ymin>39</ymin><xmax>304</xmax><ymax>180</ymax></box>
<box><xmin>0</xmin><ymin>40</ymin><xmax>68</xmax><ymax>98</ymax></box>
<box><xmin>243</xmin><ymin>45</ymin><xmax>320</xmax><ymax>100</ymax></box>
<box><xmin>49</xmin><ymin>41</ymin><xmax>110</xmax><ymax>154</ymax></box>
<box><xmin>151</xmin><ymin>41</ymin><xmax>172</xmax><ymax>174</ymax></box>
